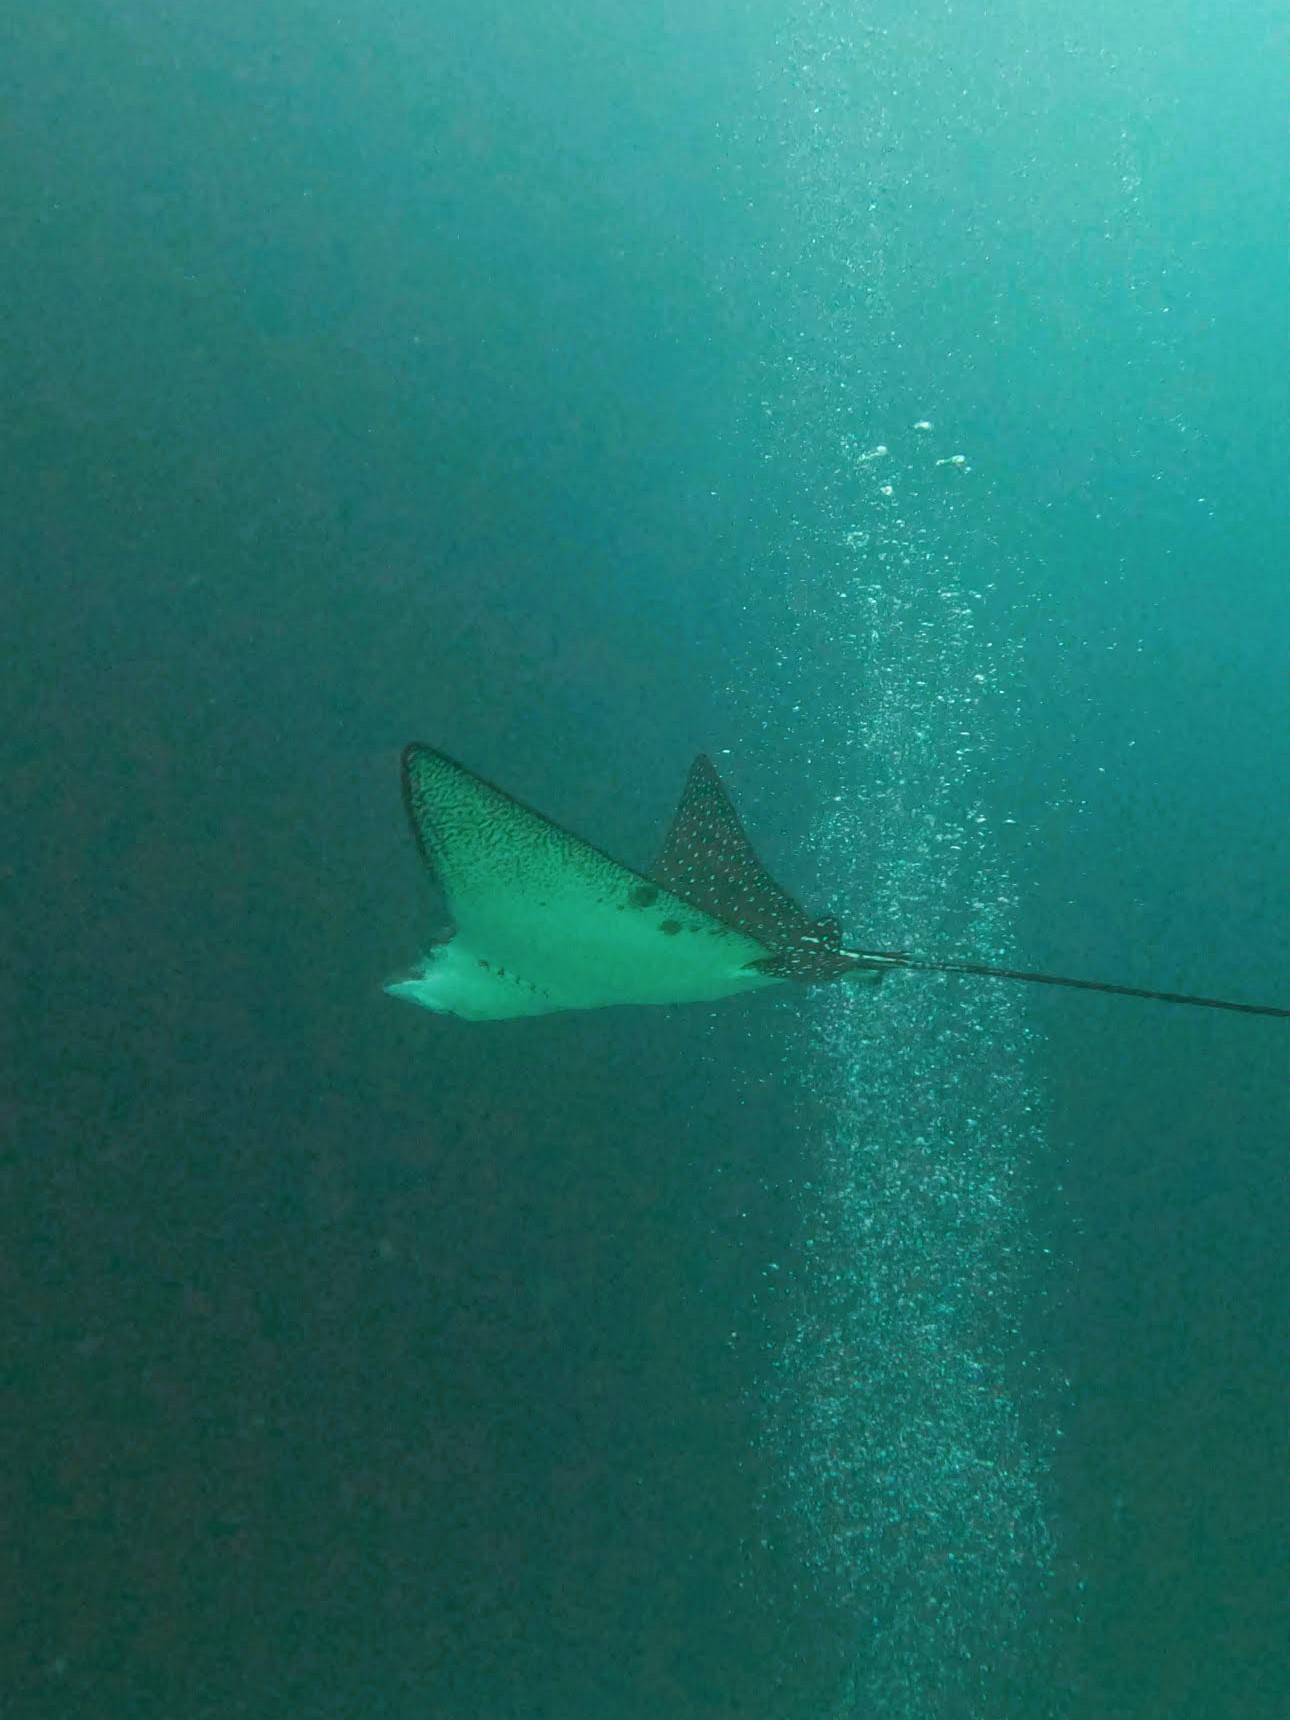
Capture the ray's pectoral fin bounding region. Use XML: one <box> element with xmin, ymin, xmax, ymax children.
<box><xmin>390</xmin><ymin>744</ymin><xmax>790</xmax><ymax>1020</ymax></box>
<box><xmin>649</xmin><ymin>754</ymin><xmax>816</xmax><ymax>946</ymax></box>
<box><xmin>651</xmin><ymin>756</ymin><xmax>878</xmax><ymax>985</ymax></box>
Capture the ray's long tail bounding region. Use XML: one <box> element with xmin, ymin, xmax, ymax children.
<box><xmin>845</xmin><ymin>949</ymin><xmax>1290</xmax><ymax>1020</ymax></box>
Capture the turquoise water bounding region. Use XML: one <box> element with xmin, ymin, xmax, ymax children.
<box><xmin>5</xmin><ymin>2</ymin><xmax>1286</xmax><ymax>1716</ymax></box>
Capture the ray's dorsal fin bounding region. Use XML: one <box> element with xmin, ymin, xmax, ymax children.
<box><xmin>650</xmin><ymin>754</ymin><xmax>840</xmax><ymax>964</ymax></box>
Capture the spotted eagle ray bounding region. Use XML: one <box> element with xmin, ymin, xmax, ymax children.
<box><xmin>385</xmin><ymin>743</ymin><xmax>1289</xmax><ymax>1023</ymax></box>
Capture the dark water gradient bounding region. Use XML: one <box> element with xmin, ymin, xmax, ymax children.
<box><xmin>3</xmin><ymin>1</ymin><xmax>1287</xmax><ymax>1716</ymax></box>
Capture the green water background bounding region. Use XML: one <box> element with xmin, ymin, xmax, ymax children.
<box><xmin>4</xmin><ymin>1</ymin><xmax>1287</xmax><ymax>1715</ymax></box>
